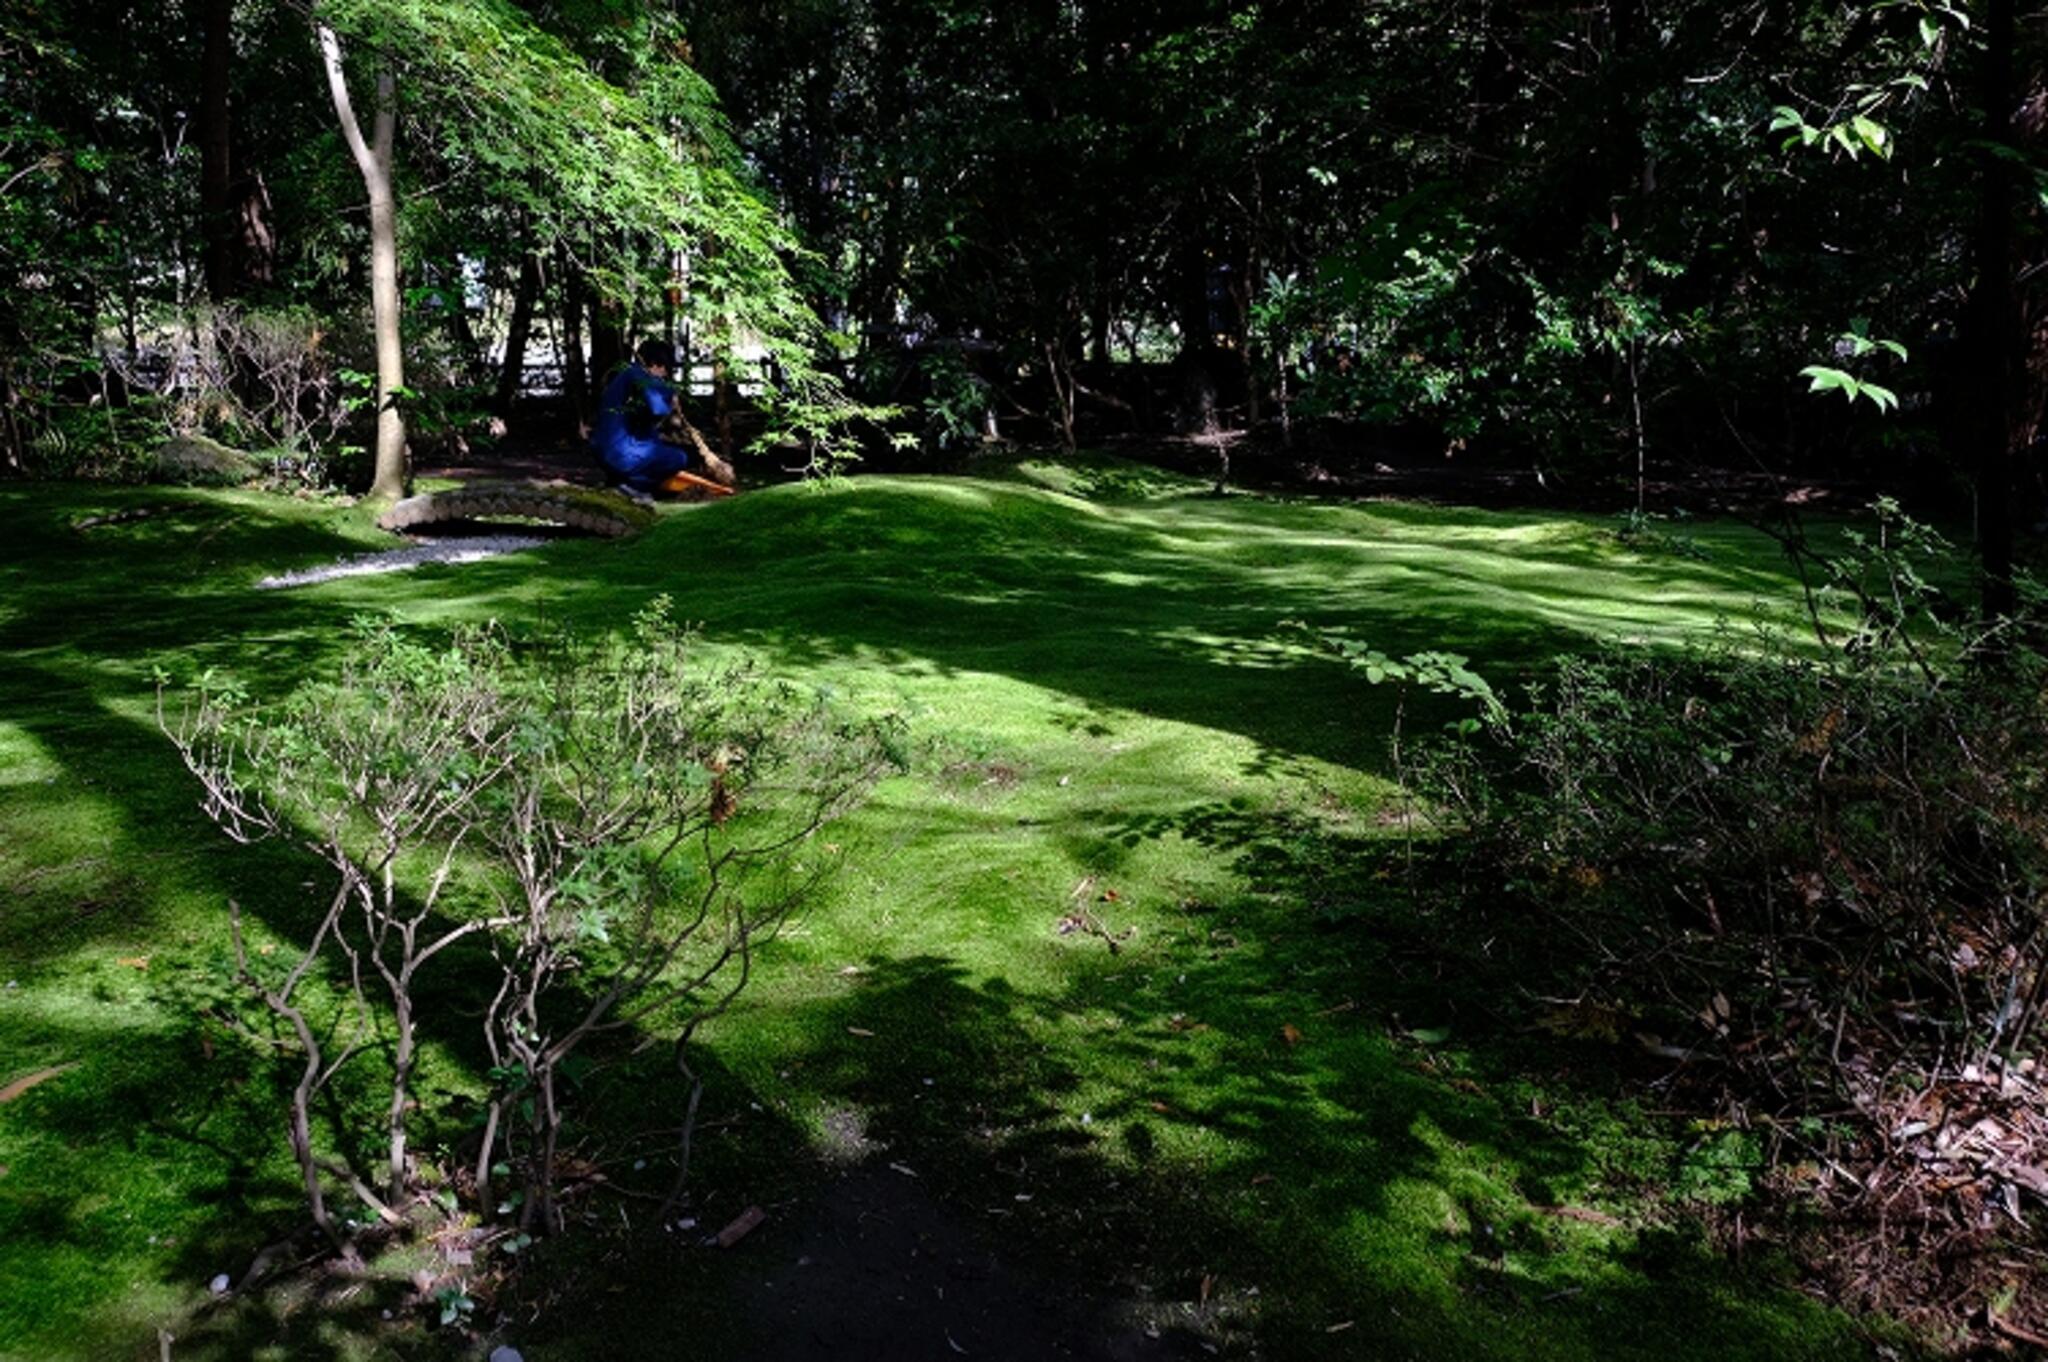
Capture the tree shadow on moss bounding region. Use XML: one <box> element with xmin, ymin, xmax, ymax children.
<box><xmin>578</xmin><ymin>945</ymin><xmax>1864</xmax><ymax>1362</ymax></box>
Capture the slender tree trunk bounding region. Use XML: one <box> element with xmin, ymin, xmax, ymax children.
<box><xmin>1277</xmin><ymin>343</ymin><xmax>1293</xmax><ymax>450</ymax></box>
<box><xmin>558</xmin><ymin>249</ymin><xmax>589</xmax><ymax>427</ymax></box>
<box><xmin>1</xmin><ymin>362</ymin><xmax>24</xmax><ymax>474</ymax></box>
<box><xmin>495</xmin><ymin>251</ymin><xmax>540</xmax><ymax>417</ymax></box>
<box><xmin>714</xmin><ymin>355</ymin><xmax>733</xmax><ymax>459</ymax></box>
<box><xmin>386</xmin><ymin>985</ymin><xmax>414</xmax><ymax>1203</ymax></box>
<box><xmin>319</xmin><ymin>24</ymin><xmax>407</xmax><ymax>499</ymax></box>
<box><xmin>1972</xmin><ymin>0</ymin><xmax>2018</xmax><ymax>619</ymax></box>
<box><xmin>238</xmin><ymin>172</ymin><xmax>277</xmax><ymax>287</ymax></box>
<box><xmin>286</xmin><ymin>1041</ymin><xmax>336</xmax><ymax>1243</ymax></box>
<box><xmin>1045</xmin><ymin>338</ymin><xmax>1077</xmax><ymax>452</ymax></box>
<box><xmin>441</xmin><ymin>261</ymin><xmax>485</xmax><ymax>384</ymax></box>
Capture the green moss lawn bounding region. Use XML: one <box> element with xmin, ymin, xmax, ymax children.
<box><xmin>0</xmin><ymin>460</ymin><xmax>1874</xmax><ymax>1360</ymax></box>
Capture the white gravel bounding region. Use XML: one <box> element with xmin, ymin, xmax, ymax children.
<box><xmin>256</xmin><ymin>535</ymin><xmax>549</xmax><ymax>590</ymax></box>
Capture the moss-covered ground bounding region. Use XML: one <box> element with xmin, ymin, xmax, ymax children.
<box><xmin>0</xmin><ymin>459</ymin><xmax>1877</xmax><ymax>1360</ymax></box>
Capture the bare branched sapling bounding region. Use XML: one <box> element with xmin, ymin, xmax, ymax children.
<box><xmin>472</xmin><ymin>612</ymin><xmax>904</xmax><ymax>1232</ymax></box>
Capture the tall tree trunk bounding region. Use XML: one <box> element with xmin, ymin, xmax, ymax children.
<box><xmin>588</xmin><ymin>292</ymin><xmax>625</xmax><ymax>385</ymax></box>
<box><xmin>861</xmin><ymin>194</ymin><xmax>904</xmax><ymax>354</ymax></box>
<box><xmin>1971</xmin><ymin>0</ymin><xmax>2018</xmax><ymax>619</ymax></box>
<box><xmin>200</xmin><ymin>0</ymin><xmax>236</xmax><ymax>303</ymax></box>
<box><xmin>202</xmin><ymin>1</ymin><xmax>277</xmax><ymax>297</ymax></box>
<box><xmin>1174</xmin><ymin>234</ymin><xmax>1218</xmax><ymax>434</ymax></box>
<box><xmin>495</xmin><ymin>251</ymin><xmax>540</xmax><ymax>417</ymax></box>
<box><xmin>319</xmin><ymin>24</ymin><xmax>407</xmax><ymax>499</ymax></box>
<box><xmin>439</xmin><ymin>260</ymin><xmax>484</xmax><ymax>384</ymax></box>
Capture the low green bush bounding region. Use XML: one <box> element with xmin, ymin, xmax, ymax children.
<box><xmin>1388</xmin><ymin>504</ymin><xmax>2048</xmax><ymax>1151</ymax></box>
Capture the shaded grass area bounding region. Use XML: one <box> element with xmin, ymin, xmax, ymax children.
<box><xmin>0</xmin><ymin>463</ymin><xmax>1872</xmax><ymax>1359</ymax></box>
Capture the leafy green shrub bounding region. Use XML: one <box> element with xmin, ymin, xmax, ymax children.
<box><xmin>18</xmin><ymin>388</ymin><xmax>163</xmax><ymax>482</ymax></box>
<box><xmin>1395</xmin><ymin>505</ymin><xmax>2048</xmax><ymax>1147</ymax></box>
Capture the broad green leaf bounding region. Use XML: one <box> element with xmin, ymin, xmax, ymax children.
<box><xmin>1800</xmin><ymin>365</ymin><xmax>1856</xmax><ymax>396</ymax></box>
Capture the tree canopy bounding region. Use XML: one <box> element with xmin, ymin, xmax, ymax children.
<box><xmin>2</xmin><ymin>0</ymin><xmax>2043</xmax><ymax>550</ymax></box>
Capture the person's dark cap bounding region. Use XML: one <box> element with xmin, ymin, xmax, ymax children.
<box><xmin>637</xmin><ymin>339</ymin><xmax>678</xmax><ymax>370</ymax></box>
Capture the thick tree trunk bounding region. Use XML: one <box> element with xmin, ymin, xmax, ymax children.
<box><xmin>2013</xmin><ymin>75</ymin><xmax>2048</xmax><ymax>525</ymax></box>
<box><xmin>319</xmin><ymin>24</ymin><xmax>407</xmax><ymax>500</ymax></box>
<box><xmin>1087</xmin><ymin>296</ymin><xmax>1112</xmax><ymax>367</ymax></box>
<box><xmin>202</xmin><ymin>1</ymin><xmax>277</xmax><ymax>298</ymax></box>
<box><xmin>588</xmin><ymin>293</ymin><xmax>625</xmax><ymax>385</ymax></box>
<box><xmin>200</xmin><ymin>0</ymin><xmax>236</xmax><ymax>303</ymax></box>
<box><xmin>1971</xmin><ymin>0</ymin><xmax>2018</xmax><ymax>619</ymax></box>
<box><xmin>1174</xmin><ymin>235</ymin><xmax>1219</xmax><ymax>434</ymax></box>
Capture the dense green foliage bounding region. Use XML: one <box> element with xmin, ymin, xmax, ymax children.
<box><xmin>0</xmin><ymin>0</ymin><xmax>876</xmax><ymax>484</ymax></box>
<box><xmin>5</xmin><ymin>1</ymin><xmax>2041</xmax><ymax>505</ymax></box>
<box><xmin>681</xmin><ymin>0</ymin><xmax>2042</xmax><ymax>491</ymax></box>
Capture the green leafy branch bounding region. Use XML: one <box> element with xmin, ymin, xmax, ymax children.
<box><xmin>1287</xmin><ymin>623</ymin><xmax>1506</xmax><ymax>732</ymax></box>
<box><xmin>1798</xmin><ymin>320</ymin><xmax>1908</xmax><ymax>414</ymax></box>
<box><xmin>1767</xmin><ymin>0</ymin><xmax>1963</xmax><ymax>162</ymax></box>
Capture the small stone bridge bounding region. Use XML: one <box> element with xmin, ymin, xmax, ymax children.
<box><xmin>376</xmin><ymin>482</ymin><xmax>657</xmax><ymax>538</ymax></box>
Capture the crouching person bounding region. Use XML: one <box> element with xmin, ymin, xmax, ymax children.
<box><xmin>591</xmin><ymin>339</ymin><xmax>690</xmax><ymax>499</ymax></box>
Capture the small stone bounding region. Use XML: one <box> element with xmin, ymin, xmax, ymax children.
<box><xmin>488</xmin><ymin>1348</ymin><xmax>524</xmax><ymax>1362</ymax></box>
<box><xmin>208</xmin><ymin>1274</ymin><xmax>230</xmax><ymax>1295</ymax></box>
